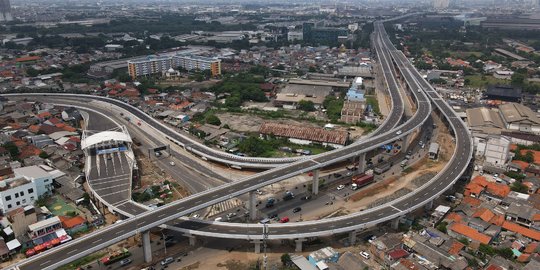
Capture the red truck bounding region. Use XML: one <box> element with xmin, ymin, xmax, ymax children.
<box><xmin>351</xmin><ymin>174</ymin><xmax>374</xmax><ymax>190</ymax></box>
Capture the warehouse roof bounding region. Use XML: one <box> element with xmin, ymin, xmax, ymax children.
<box><xmin>259</xmin><ymin>122</ymin><xmax>348</xmax><ymax>145</ymax></box>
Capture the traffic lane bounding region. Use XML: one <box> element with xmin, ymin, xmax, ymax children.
<box><xmin>64</xmin><ymin>97</ymin><xmax>231</xmax><ymax>182</ymax></box>
<box><xmin>23</xmin><ymin>150</ymin><xmax>402</xmax><ymax>269</ymax></box>
<box><xmin>171</xmin><ymin>206</ymin><xmax>402</xmax><ymax>236</ymax></box>
<box><xmin>84</xmin><ymin>109</ymin><xmax>118</xmax><ymax>130</ymax></box>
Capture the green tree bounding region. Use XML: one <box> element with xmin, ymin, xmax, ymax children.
<box><xmin>280</xmin><ymin>253</ymin><xmax>292</xmax><ymax>266</ymax></box>
<box><xmin>511</xmin><ymin>72</ymin><xmax>526</xmax><ymax>86</ymax></box>
<box><xmin>238</xmin><ymin>136</ymin><xmax>268</xmax><ymax>157</ymax></box>
<box><xmin>3</xmin><ymin>142</ymin><xmax>20</xmax><ymax>159</ymax></box>
<box><xmin>436</xmin><ymin>221</ymin><xmax>448</xmax><ymax>233</ymax></box>
<box><xmin>510</xmin><ymin>181</ymin><xmax>529</xmax><ymax>193</ymax></box>
<box><xmin>298</xmin><ymin>100</ymin><xmax>316</xmax><ymax>111</ymax></box>
<box><xmin>205</xmin><ymin>114</ymin><xmax>221</xmax><ymax>126</ymax></box>
<box><xmin>39</xmin><ymin>151</ymin><xmax>49</xmax><ymax>159</ymax></box>
<box><xmin>496</xmin><ymin>247</ymin><xmax>514</xmax><ymax>260</ymax></box>
<box><xmin>26</xmin><ymin>67</ymin><xmax>40</xmax><ymax>77</ymax></box>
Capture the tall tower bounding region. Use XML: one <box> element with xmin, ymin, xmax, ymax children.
<box><xmin>0</xmin><ymin>0</ymin><xmax>13</xmax><ymax>22</ymax></box>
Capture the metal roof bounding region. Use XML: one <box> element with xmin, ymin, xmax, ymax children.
<box><xmin>81</xmin><ymin>131</ymin><xmax>132</xmax><ymax>150</ymax></box>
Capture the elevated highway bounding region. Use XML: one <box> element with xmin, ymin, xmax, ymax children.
<box><xmin>6</xmin><ymin>18</ymin><xmax>472</xmax><ymax>270</ymax></box>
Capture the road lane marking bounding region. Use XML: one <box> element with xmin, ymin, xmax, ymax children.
<box><xmin>40</xmin><ymin>260</ymin><xmax>52</xmax><ymax>266</ymax></box>
<box><xmin>390</xmin><ymin>205</ymin><xmax>402</xmax><ymax>212</ymax></box>
<box><xmin>115</xmin><ymin>230</ymin><xmax>125</xmax><ymax>235</ymax></box>
<box><xmin>67</xmin><ymin>249</ymin><xmax>78</xmax><ymax>255</ymax></box>
<box><xmin>91</xmin><ymin>238</ymin><xmax>102</xmax><ymax>244</ymax></box>
<box><xmin>158</xmin><ymin>213</ymin><xmax>167</xmax><ymax>218</ymax></box>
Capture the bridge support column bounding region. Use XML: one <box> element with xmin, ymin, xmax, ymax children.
<box><xmin>184</xmin><ymin>234</ymin><xmax>196</xmax><ymax>246</ymax></box>
<box><xmin>391</xmin><ymin>217</ymin><xmax>401</xmax><ymax>230</ymax></box>
<box><xmin>252</xmin><ymin>239</ymin><xmax>262</xmax><ymax>254</ymax></box>
<box><xmin>249</xmin><ymin>190</ymin><xmax>257</xmax><ymax>221</ymax></box>
<box><xmin>142</xmin><ymin>231</ymin><xmax>152</xmax><ymax>263</ymax></box>
<box><xmin>425</xmin><ymin>200</ymin><xmax>434</xmax><ymax>210</ymax></box>
<box><xmin>312</xmin><ymin>170</ymin><xmax>319</xmax><ymax>195</ymax></box>
<box><xmin>295</xmin><ymin>238</ymin><xmax>306</xmax><ymax>252</ymax></box>
<box><xmin>401</xmin><ymin>134</ymin><xmax>410</xmax><ymax>152</ymax></box>
<box><xmin>358</xmin><ymin>153</ymin><xmax>366</xmax><ymax>172</ymax></box>
<box><xmin>349</xmin><ymin>230</ymin><xmax>358</xmax><ymax>245</ymax></box>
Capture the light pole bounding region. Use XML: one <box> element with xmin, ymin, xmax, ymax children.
<box><xmin>160</xmin><ymin>229</ymin><xmax>167</xmax><ymax>255</ymax></box>
<box><xmin>263</xmin><ymin>223</ymin><xmax>268</xmax><ymax>270</ymax></box>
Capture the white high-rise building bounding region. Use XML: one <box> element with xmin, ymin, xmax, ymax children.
<box><xmin>0</xmin><ymin>0</ymin><xmax>13</xmax><ymax>22</ymax></box>
<box><xmin>433</xmin><ymin>0</ymin><xmax>450</xmax><ymax>9</ymax></box>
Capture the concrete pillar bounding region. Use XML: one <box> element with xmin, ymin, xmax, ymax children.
<box><xmin>312</xmin><ymin>170</ymin><xmax>320</xmax><ymax>195</ymax></box>
<box><xmin>425</xmin><ymin>200</ymin><xmax>434</xmax><ymax>210</ymax></box>
<box><xmin>391</xmin><ymin>218</ymin><xmax>400</xmax><ymax>230</ymax></box>
<box><xmin>349</xmin><ymin>230</ymin><xmax>357</xmax><ymax>245</ymax></box>
<box><xmin>253</xmin><ymin>239</ymin><xmax>262</xmax><ymax>254</ymax></box>
<box><xmin>184</xmin><ymin>234</ymin><xmax>196</xmax><ymax>246</ymax></box>
<box><xmin>357</xmin><ymin>153</ymin><xmax>366</xmax><ymax>173</ymax></box>
<box><xmin>142</xmin><ymin>231</ymin><xmax>152</xmax><ymax>263</ymax></box>
<box><xmin>295</xmin><ymin>239</ymin><xmax>306</xmax><ymax>252</ymax></box>
<box><xmin>249</xmin><ymin>191</ymin><xmax>257</xmax><ymax>221</ymax></box>
<box><xmin>401</xmin><ymin>134</ymin><xmax>410</xmax><ymax>152</ymax></box>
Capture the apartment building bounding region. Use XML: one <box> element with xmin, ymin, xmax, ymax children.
<box><xmin>128</xmin><ymin>54</ymin><xmax>221</xmax><ymax>78</ymax></box>
<box><xmin>0</xmin><ymin>177</ymin><xmax>37</xmax><ymax>214</ymax></box>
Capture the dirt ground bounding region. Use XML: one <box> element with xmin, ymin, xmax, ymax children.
<box><xmin>298</xmin><ymin>112</ymin><xmax>457</xmax><ymax>220</ymax></box>
<box><xmin>134</xmin><ymin>148</ymin><xmax>190</xmax><ymax>201</ymax></box>
<box><xmin>217</xmin><ymin>112</ymin><xmax>364</xmax><ymax>139</ymax></box>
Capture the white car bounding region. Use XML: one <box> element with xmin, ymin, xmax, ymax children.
<box><xmin>360</xmin><ymin>251</ymin><xmax>370</xmax><ymax>259</ymax></box>
<box><xmin>337</xmin><ymin>185</ymin><xmax>345</xmax><ymax>190</ymax></box>
<box><xmin>396</xmin><ymin>130</ymin><xmax>402</xmax><ymax>135</ymax></box>
<box><xmin>170</xmin><ymin>161</ymin><xmax>175</xmax><ymax>166</ymax></box>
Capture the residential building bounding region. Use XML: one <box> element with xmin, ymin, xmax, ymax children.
<box><xmin>0</xmin><ymin>177</ymin><xmax>37</xmax><ymax>214</ymax></box>
<box><xmin>173</xmin><ymin>55</ymin><xmax>221</xmax><ymax>76</ymax></box>
<box><xmin>13</xmin><ymin>165</ymin><xmax>62</xmax><ymax>198</ymax></box>
<box><xmin>6</xmin><ymin>205</ymin><xmax>37</xmax><ymax>238</ymax></box>
<box><xmin>128</xmin><ymin>54</ymin><xmax>221</xmax><ymax>79</ymax></box>
<box><xmin>287</xmin><ymin>31</ymin><xmax>303</xmax><ymax>41</ymax></box>
<box><xmin>307</xmin><ymin>247</ymin><xmax>339</xmax><ymax>267</ymax></box>
<box><xmin>447</xmin><ymin>222</ymin><xmax>492</xmax><ymax>245</ymax></box>
<box><xmin>127</xmin><ymin>55</ymin><xmax>172</xmax><ymax>79</ymax></box>
<box><xmin>28</xmin><ymin>216</ymin><xmax>62</xmax><ymax>240</ymax></box>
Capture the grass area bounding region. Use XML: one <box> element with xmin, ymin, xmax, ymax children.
<box><xmin>465</xmin><ymin>74</ymin><xmax>508</xmax><ymax>89</ymax></box>
<box><xmin>365</xmin><ymin>95</ymin><xmax>380</xmax><ymax>115</ymax></box>
<box><xmin>266</xmin><ymin>143</ymin><xmax>329</xmax><ymax>157</ymax></box>
<box><xmin>57</xmin><ymin>252</ymin><xmax>106</xmax><ymax>270</ymax></box>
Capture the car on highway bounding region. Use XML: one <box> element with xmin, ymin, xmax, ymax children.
<box><xmin>337</xmin><ymin>185</ymin><xmax>345</xmax><ymax>190</ymax></box>
<box><xmin>169</xmin><ymin>161</ymin><xmax>175</xmax><ymax>166</ymax></box>
<box><xmin>279</xmin><ymin>217</ymin><xmax>289</xmax><ymax>223</ymax></box>
<box><xmin>161</xmin><ymin>257</ymin><xmax>174</xmax><ymax>266</ymax></box>
<box><xmin>268</xmin><ymin>213</ymin><xmax>278</xmax><ymax>219</ymax></box>
<box><xmin>260</xmin><ymin>218</ymin><xmax>271</xmax><ymax>224</ymax></box>
<box><xmin>214</xmin><ymin>217</ymin><xmax>223</xmax><ymax>222</ymax></box>
<box><xmin>293</xmin><ymin>207</ymin><xmax>302</xmax><ymax>213</ymax></box>
<box><xmin>191</xmin><ymin>214</ymin><xmax>199</xmax><ymax>218</ymax></box>
<box><xmin>226</xmin><ymin>212</ymin><xmax>237</xmax><ymax>220</ymax></box>
<box><xmin>396</xmin><ymin>130</ymin><xmax>402</xmax><ymax>135</ymax></box>
<box><xmin>119</xmin><ymin>258</ymin><xmax>132</xmax><ymax>266</ymax></box>
<box><xmin>300</xmin><ymin>195</ymin><xmax>311</xmax><ymax>200</ymax></box>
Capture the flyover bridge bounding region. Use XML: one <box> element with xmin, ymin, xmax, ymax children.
<box><xmin>6</xmin><ymin>17</ymin><xmax>472</xmax><ymax>270</ymax></box>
